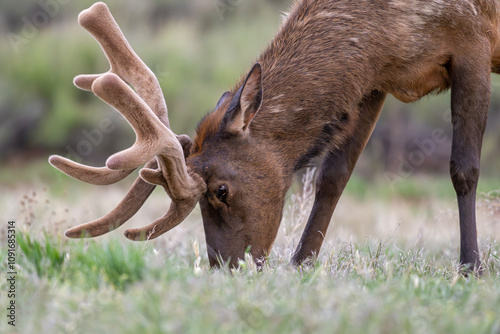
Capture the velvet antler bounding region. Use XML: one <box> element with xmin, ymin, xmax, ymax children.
<box><xmin>50</xmin><ymin>2</ymin><xmax>206</xmax><ymax>240</ymax></box>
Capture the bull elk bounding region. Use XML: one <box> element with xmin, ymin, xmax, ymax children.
<box><xmin>50</xmin><ymin>1</ymin><xmax>500</xmax><ymax>270</ymax></box>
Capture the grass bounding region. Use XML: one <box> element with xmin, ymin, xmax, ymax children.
<box><xmin>2</xmin><ymin>232</ymin><xmax>500</xmax><ymax>334</ymax></box>
<box><xmin>1</xmin><ymin>170</ymin><xmax>500</xmax><ymax>333</ymax></box>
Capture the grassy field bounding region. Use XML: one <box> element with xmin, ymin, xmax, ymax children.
<box><xmin>1</xmin><ymin>169</ymin><xmax>500</xmax><ymax>334</ymax></box>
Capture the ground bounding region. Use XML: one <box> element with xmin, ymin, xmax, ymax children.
<box><xmin>1</xmin><ymin>169</ymin><xmax>499</xmax><ymax>334</ymax></box>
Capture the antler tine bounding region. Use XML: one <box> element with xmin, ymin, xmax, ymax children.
<box><xmin>48</xmin><ymin>155</ymin><xmax>135</xmax><ymax>185</ymax></box>
<box><xmin>123</xmin><ymin>196</ymin><xmax>200</xmax><ymax>241</ymax></box>
<box><xmin>76</xmin><ymin>2</ymin><xmax>168</xmax><ymax>126</ymax></box>
<box><xmin>65</xmin><ymin>160</ymin><xmax>157</xmax><ymax>238</ymax></box>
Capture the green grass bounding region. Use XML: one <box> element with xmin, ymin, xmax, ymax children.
<box><xmin>1</xmin><ymin>231</ymin><xmax>499</xmax><ymax>334</ymax></box>
<box><xmin>16</xmin><ymin>231</ymin><xmax>66</xmax><ymax>279</ymax></box>
<box><xmin>16</xmin><ymin>233</ymin><xmax>147</xmax><ymax>290</ymax></box>
<box><xmin>1</xmin><ymin>171</ymin><xmax>500</xmax><ymax>333</ymax></box>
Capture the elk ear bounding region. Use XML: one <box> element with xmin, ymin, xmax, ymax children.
<box><xmin>221</xmin><ymin>63</ymin><xmax>263</xmax><ymax>134</ymax></box>
<box><xmin>215</xmin><ymin>91</ymin><xmax>231</xmax><ymax>110</ymax></box>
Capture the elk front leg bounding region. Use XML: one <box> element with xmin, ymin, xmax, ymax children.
<box><xmin>450</xmin><ymin>52</ymin><xmax>491</xmax><ymax>271</ymax></box>
<box><xmin>292</xmin><ymin>91</ymin><xmax>387</xmax><ymax>265</ymax></box>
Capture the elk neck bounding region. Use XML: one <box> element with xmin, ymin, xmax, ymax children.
<box><xmin>240</xmin><ymin>0</ymin><xmax>377</xmax><ymax>174</ymax></box>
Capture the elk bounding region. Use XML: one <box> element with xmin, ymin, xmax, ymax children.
<box><xmin>50</xmin><ymin>1</ymin><xmax>500</xmax><ymax>270</ymax></box>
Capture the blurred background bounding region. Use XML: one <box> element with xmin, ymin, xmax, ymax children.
<box><xmin>1</xmin><ymin>0</ymin><xmax>500</xmax><ymax>203</ymax></box>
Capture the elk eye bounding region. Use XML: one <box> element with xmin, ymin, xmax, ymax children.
<box><xmin>215</xmin><ymin>184</ymin><xmax>228</xmax><ymax>203</ymax></box>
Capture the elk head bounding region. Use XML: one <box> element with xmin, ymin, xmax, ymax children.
<box><xmin>188</xmin><ymin>64</ymin><xmax>288</xmax><ymax>267</ymax></box>
<box><xmin>50</xmin><ymin>3</ymin><xmax>286</xmax><ymax>268</ymax></box>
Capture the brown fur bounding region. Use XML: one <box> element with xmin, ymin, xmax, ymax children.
<box><xmin>189</xmin><ymin>0</ymin><xmax>500</xmax><ymax>269</ymax></box>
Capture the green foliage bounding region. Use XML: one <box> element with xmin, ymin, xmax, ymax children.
<box><xmin>68</xmin><ymin>239</ymin><xmax>147</xmax><ymax>290</ymax></box>
<box><xmin>17</xmin><ymin>231</ymin><xmax>66</xmax><ymax>278</ymax></box>
<box><xmin>16</xmin><ymin>232</ymin><xmax>149</xmax><ymax>289</ymax></box>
